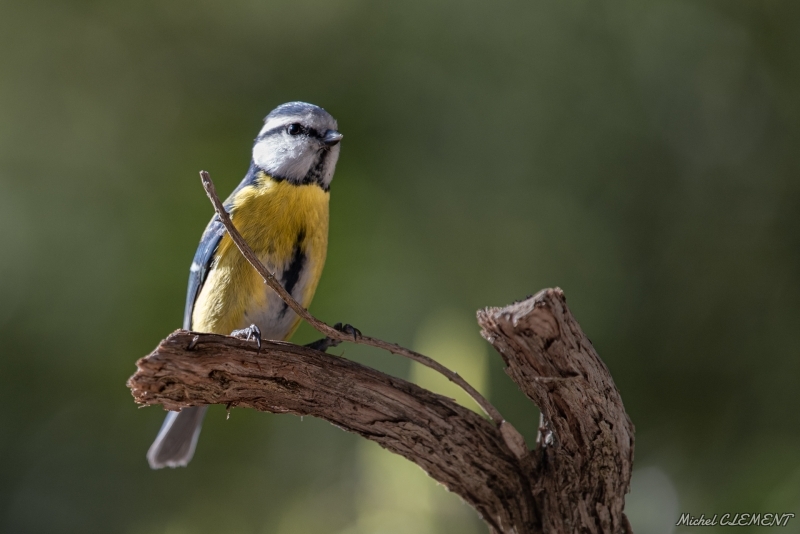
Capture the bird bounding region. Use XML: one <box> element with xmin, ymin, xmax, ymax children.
<box><xmin>147</xmin><ymin>101</ymin><xmax>344</xmax><ymax>469</ymax></box>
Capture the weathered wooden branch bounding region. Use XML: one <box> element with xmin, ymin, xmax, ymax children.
<box><xmin>128</xmin><ymin>288</ymin><xmax>634</xmax><ymax>534</ymax></box>
<box><xmin>478</xmin><ymin>289</ymin><xmax>635</xmax><ymax>534</ymax></box>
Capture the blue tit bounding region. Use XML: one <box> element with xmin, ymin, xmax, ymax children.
<box><xmin>147</xmin><ymin>102</ymin><xmax>343</xmax><ymax>469</ymax></box>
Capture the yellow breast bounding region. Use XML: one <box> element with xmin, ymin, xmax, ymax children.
<box><xmin>192</xmin><ymin>173</ymin><xmax>329</xmax><ymax>337</ymax></box>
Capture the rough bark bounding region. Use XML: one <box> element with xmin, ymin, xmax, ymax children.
<box><xmin>128</xmin><ymin>288</ymin><xmax>634</xmax><ymax>534</ymax></box>
<box><xmin>478</xmin><ymin>288</ymin><xmax>635</xmax><ymax>534</ymax></box>
<box><xmin>129</xmin><ymin>332</ymin><xmax>538</xmax><ymax>533</ymax></box>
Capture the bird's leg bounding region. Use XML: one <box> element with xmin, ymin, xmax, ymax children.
<box><xmin>231</xmin><ymin>324</ymin><xmax>262</xmax><ymax>352</ymax></box>
<box><xmin>306</xmin><ymin>322</ymin><xmax>362</xmax><ymax>353</ymax></box>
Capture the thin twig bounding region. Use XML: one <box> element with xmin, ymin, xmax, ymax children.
<box><xmin>199</xmin><ymin>170</ymin><xmax>506</xmax><ymax>426</ymax></box>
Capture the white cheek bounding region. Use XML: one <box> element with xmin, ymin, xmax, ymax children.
<box><xmin>253</xmin><ymin>138</ymin><xmax>316</xmax><ymax>181</ymax></box>
<box><xmin>252</xmin><ymin>138</ymin><xmax>279</xmax><ymax>171</ymax></box>
<box><xmin>320</xmin><ymin>145</ymin><xmax>341</xmax><ymax>187</ymax></box>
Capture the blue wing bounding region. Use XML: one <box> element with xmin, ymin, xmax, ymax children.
<box><xmin>183</xmin><ymin>162</ymin><xmax>262</xmax><ymax>330</ymax></box>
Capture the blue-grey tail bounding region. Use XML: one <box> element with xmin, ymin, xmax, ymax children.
<box><xmin>147</xmin><ymin>406</ymin><xmax>208</xmax><ymax>469</ymax></box>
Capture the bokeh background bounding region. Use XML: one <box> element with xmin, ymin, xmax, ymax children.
<box><xmin>1</xmin><ymin>1</ymin><xmax>799</xmax><ymax>533</ymax></box>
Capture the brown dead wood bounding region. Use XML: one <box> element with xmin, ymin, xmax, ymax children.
<box><xmin>129</xmin><ymin>288</ymin><xmax>634</xmax><ymax>534</ymax></box>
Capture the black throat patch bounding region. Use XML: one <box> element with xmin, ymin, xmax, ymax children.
<box><xmin>258</xmin><ymin>149</ymin><xmax>331</xmax><ymax>192</ymax></box>
<box><xmin>300</xmin><ymin>149</ymin><xmax>330</xmax><ymax>190</ymax></box>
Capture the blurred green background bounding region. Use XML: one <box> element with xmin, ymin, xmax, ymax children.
<box><xmin>1</xmin><ymin>1</ymin><xmax>799</xmax><ymax>533</ymax></box>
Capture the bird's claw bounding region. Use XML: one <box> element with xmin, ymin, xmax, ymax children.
<box><xmin>231</xmin><ymin>324</ymin><xmax>262</xmax><ymax>352</ymax></box>
<box><xmin>306</xmin><ymin>322</ymin><xmax>361</xmax><ymax>353</ymax></box>
<box><xmin>333</xmin><ymin>322</ymin><xmax>361</xmax><ymax>341</ymax></box>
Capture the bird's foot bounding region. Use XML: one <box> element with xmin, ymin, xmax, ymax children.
<box><xmin>306</xmin><ymin>322</ymin><xmax>361</xmax><ymax>353</ymax></box>
<box><xmin>334</xmin><ymin>322</ymin><xmax>362</xmax><ymax>341</ymax></box>
<box><xmin>231</xmin><ymin>324</ymin><xmax>262</xmax><ymax>352</ymax></box>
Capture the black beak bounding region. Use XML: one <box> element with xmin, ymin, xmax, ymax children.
<box><xmin>322</xmin><ymin>129</ymin><xmax>343</xmax><ymax>146</ymax></box>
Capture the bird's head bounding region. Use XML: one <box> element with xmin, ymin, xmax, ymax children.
<box><xmin>252</xmin><ymin>102</ymin><xmax>342</xmax><ymax>190</ymax></box>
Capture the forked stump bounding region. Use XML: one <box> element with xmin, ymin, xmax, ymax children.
<box><xmin>128</xmin><ymin>288</ymin><xmax>634</xmax><ymax>534</ymax></box>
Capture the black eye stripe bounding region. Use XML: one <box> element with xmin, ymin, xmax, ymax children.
<box><xmin>256</xmin><ymin>124</ymin><xmax>325</xmax><ymax>142</ymax></box>
<box><xmin>256</xmin><ymin>125</ymin><xmax>285</xmax><ymax>141</ymax></box>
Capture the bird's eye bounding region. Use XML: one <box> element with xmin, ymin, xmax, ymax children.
<box><xmin>287</xmin><ymin>123</ymin><xmax>302</xmax><ymax>135</ymax></box>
